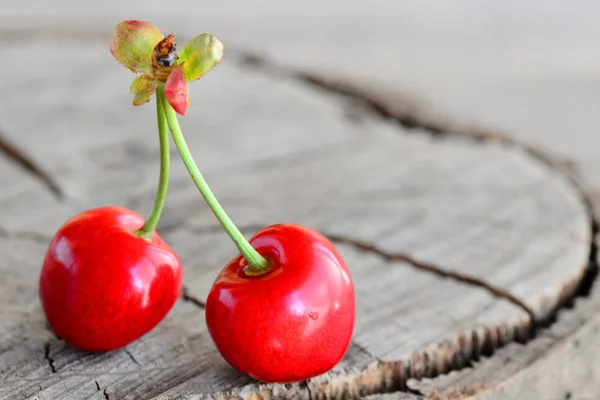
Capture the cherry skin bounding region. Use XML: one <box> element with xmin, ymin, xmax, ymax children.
<box><xmin>206</xmin><ymin>224</ymin><xmax>355</xmax><ymax>383</ymax></box>
<box><xmin>39</xmin><ymin>206</ymin><xmax>182</xmax><ymax>352</ymax></box>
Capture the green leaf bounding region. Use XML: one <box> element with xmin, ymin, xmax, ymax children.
<box><xmin>130</xmin><ymin>74</ymin><xmax>155</xmax><ymax>94</ymax></box>
<box><xmin>111</xmin><ymin>20</ymin><xmax>164</xmax><ymax>73</ymax></box>
<box><xmin>132</xmin><ymin>78</ymin><xmax>158</xmax><ymax>106</ymax></box>
<box><xmin>177</xmin><ymin>34</ymin><xmax>224</xmax><ymax>82</ymax></box>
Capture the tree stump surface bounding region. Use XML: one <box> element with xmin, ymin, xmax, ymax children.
<box><xmin>0</xmin><ymin>6</ymin><xmax>598</xmax><ymax>400</ymax></box>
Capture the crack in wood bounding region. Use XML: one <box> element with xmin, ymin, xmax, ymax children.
<box><xmin>236</xmin><ymin>53</ymin><xmax>504</xmax><ymax>144</ymax></box>
<box><xmin>0</xmin><ymin>34</ymin><xmax>594</xmax><ymax>397</ymax></box>
<box><xmin>235</xmin><ymin>49</ymin><xmax>600</xmax><ymax>326</ymax></box>
<box><xmin>308</xmin><ymin>323</ymin><xmax>530</xmax><ymax>399</ymax></box>
<box><xmin>326</xmin><ymin>233</ymin><xmax>536</xmax><ymax>331</ymax></box>
<box><xmin>172</xmin><ymin>224</ymin><xmax>539</xmax><ymax>398</ymax></box>
<box><xmin>406</xmin><ymin>387</ymin><xmax>424</xmax><ymax>397</ymax></box>
<box><xmin>296</xmin><ymin>381</ymin><xmax>313</xmax><ymax>400</ymax></box>
<box><xmin>540</xmin><ymin>217</ymin><xmax>599</xmax><ymax>328</ymax></box>
<box><xmin>352</xmin><ymin>340</ymin><xmax>382</xmax><ymax>363</ymax></box>
<box><xmin>181</xmin><ymin>285</ymin><xmax>206</xmax><ymax>309</ymax></box>
<box><xmin>0</xmin><ymin>127</ymin><xmax>64</xmax><ymax>200</ymax></box>
<box><xmin>424</xmin><ymin>385</ymin><xmax>482</xmax><ymax>399</ymax></box>
<box><xmin>95</xmin><ymin>377</ymin><xmax>110</xmax><ymax>399</ymax></box>
<box><xmin>177</xmin><ymin>222</ymin><xmax>536</xmax><ymax>332</ymax></box>
<box><xmin>188</xmin><ymin>53</ymin><xmax>600</xmax><ymax>398</ymax></box>
<box><xmin>306</xmin><ymin>382</ymin><xmax>314</xmax><ymax>400</ymax></box>
<box><xmin>125</xmin><ymin>350</ymin><xmax>142</xmax><ymax>368</ymax></box>
<box><xmin>565</xmin><ymin>391</ymin><xmax>572</xmax><ymax>400</ymax></box>
<box><xmin>43</xmin><ymin>342</ymin><xmax>56</xmax><ymax>373</ymax></box>
<box><xmin>44</xmin><ymin>322</ymin><xmax>62</xmax><ymax>341</ymax></box>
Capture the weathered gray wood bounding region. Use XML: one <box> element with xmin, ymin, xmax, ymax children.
<box><xmin>0</xmin><ymin>16</ymin><xmax>594</xmax><ymax>400</ymax></box>
<box><xmin>407</xmin><ymin>253</ymin><xmax>600</xmax><ymax>400</ymax></box>
<box><xmin>418</xmin><ymin>318</ymin><xmax>600</xmax><ymax>400</ymax></box>
<box><xmin>1</xmin><ymin>19</ymin><xmax>592</xmax><ymax>321</ymax></box>
<box><xmin>361</xmin><ymin>394</ymin><xmax>420</xmax><ymax>400</ymax></box>
<box><xmin>3</xmin><ymin>0</ymin><xmax>600</xmax><ymax>182</ymax></box>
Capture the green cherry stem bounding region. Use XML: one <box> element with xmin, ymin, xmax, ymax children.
<box><xmin>159</xmin><ymin>89</ymin><xmax>269</xmax><ymax>271</ymax></box>
<box><xmin>137</xmin><ymin>86</ymin><xmax>170</xmax><ymax>240</ymax></box>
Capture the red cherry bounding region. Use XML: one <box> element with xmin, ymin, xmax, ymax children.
<box><xmin>39</xmin><ymin>206</ymin><xmax>182</xmax><ymax>352</ymax></box>
<box><xmin>206</xmin><ymin>224</ymin><xmax>355</xmax><ymax>383</ymax></box>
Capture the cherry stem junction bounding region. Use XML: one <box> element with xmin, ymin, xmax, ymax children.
<box><xmin>159</xmin><ymin>87</ymin><xmax>269</xmax><ymax>271</ymax></box>
<box><xmin>137</xmin><ymin>85</ymin><xmax>170</xmax><ymax>240</ymax></box>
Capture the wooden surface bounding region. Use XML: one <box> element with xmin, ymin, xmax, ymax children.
<box><xmin>1</xmin><ymin>3</ymin><xmax>599</xmax><ymax>399</ymax></box>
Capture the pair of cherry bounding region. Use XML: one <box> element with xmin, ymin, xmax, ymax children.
<box><xmin>39</xmin><ymin>21</ymin><xmax>355</xmax><ymax>383</ymax></box>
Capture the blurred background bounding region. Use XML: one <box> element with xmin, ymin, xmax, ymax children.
<box><xmin>1</xmin><ymin>0</ymin><xmax>599</xmax><ymax>178</ymax></box>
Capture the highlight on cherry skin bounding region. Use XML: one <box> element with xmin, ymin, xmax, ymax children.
<box><xmin>39</xmin><ymin>206</ymin><xmax>182</xmax><ymax>352</ymax></box>
<box><xmin>206</xmin><ymin>223</ymin><xmax>356</xmax><ymax>383</ymax></box>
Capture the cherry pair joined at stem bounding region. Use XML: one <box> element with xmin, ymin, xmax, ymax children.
<box><xmin>39</xmin><ymin>22</ymin><xmax>356</xmax><ymax>384</ymax></box>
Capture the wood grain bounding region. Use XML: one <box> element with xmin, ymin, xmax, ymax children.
<box><xmin>0</xmin><ymin>28</ymin><xmax>592</xmax><ymax>399</ymax></box>
<box><xmin>407</xmin><ymin>253</ymin><xmax>600</xmax><ymax>400</ymax></box>
<box><xmin>3</xmin><ymin>1</ymin><xmax>599</xmax><ymax>182</ymax></box>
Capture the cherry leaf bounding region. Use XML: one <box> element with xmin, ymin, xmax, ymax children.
<box><xmin>111</xmin><ymin>20</ymin><xmax>164</xmax><ymax>74</ymax></box>
<box><xmin>165</xmin><ymin>65</ymin><xmax>189</xmax><ymax>115</ymax></box>
<box><xmin>133</xmin><ymin>80</ymin><xmax>158</xmax><ymax>106</ymax></box>
<box><xmin>130</xmin><ymin>74</ymin><xmax>154</xmax><ymax>94</ymax></box>
<box><xmin>177</xmin><ymin>34</ymin><xmax>224</xmax><ymax>82</ymax></box>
